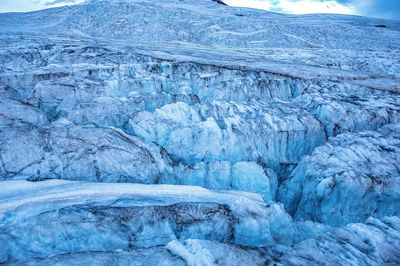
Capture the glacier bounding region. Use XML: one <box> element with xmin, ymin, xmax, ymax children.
<box><xmin>276</xmin><ymin>216</ymin><xmax>400</xmax><ymax>266</ymax></box>
<box><xmin>278</xmin><ymin>124</ymin><xmax>400</xmax><ymax>226</ymax></box>
<box><xmin>0</xmin><ymin>180</ymin><xmax>330</xmax><ymax>262</ymax></box>
<box><xmin>0</xmin><ymin>0</ymin><xmax>399</xmax><ymax>265</ymax></box>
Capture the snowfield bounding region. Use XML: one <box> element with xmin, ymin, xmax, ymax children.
<box><xmin>0</xmin><ymin>0</ymin><xmax>399</xmax><ymax>265</ymax></box>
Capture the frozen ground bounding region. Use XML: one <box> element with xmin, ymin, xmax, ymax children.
<box><xmin>0</xmin><ymin>0</ymin><xmax>399</xmax><ymax>265</ymax></box>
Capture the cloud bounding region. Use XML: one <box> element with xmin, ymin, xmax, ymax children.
<box><xmin>44</xmin><ymin>0</ymin><xmax>84</xmax><ymax>6</ymax></box>
<box><xmin>269</xmin><ymin>0</ymin><xmax>352</xmax><ymax>14</ymax></box>
<box><xmin>225</xmin><ymin>0</ymin><xmax>351</xmax><ymax>14</ymax></box>
<box><xmin>223</xmin><ymin>0</ymin><xmax>273</xmax><ymax>10</ymax></box>
<box><xmin>225</xmin><ymin>0</ymin><xmax>400</xmax><ymax>19</ymax></box>
<box><xmin>337</xmin><ymin>0</ymin><xmax>400</xmax><ymax>19</ymax></box>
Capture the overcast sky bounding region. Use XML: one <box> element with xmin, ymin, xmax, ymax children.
<box><xmin>0</xmin><ymin>0</ymin><xmax>398</xmax><ymax>19</ymax></box>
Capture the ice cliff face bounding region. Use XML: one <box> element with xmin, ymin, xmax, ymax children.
<box><xmin>0</xmin><ymin>0</ymin><xmax>399</xmax><ymax>265</ymax></box>
<box><xmin>276</xmin><ymin>216</ymin><xmax>400</xmax><ymax>266</ymax></box>
<box><xmin>278</xmin><ymin>124</ymin><xmax>400</xmax><ymax>226</ymax></box>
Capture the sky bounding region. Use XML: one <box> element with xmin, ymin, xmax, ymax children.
<box><xmin>0</xmin><ymin>0</ymin><xmax>398</xmax><ymax>19</ymax></box>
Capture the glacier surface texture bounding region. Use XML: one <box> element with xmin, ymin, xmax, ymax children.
<box><xmin>0</xmin><ymin>0</ymin><xmax>399</xmax><ymax>265</ymax></box>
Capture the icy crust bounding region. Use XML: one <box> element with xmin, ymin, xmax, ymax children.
<box><xmin>0</xmin><ymin>98</ymin><xmax>49</xmax><ymax>127</ymax></box>
<box><xmin>0</xmin><ymin>45</ymin><xmax>311</xmax><ymax>124</ymax></box>
<box><xmin>21</xmin><ymin>226</ymin><xmax>399</xmax><ymax>266</ymax></box>
<box><xmin>170</xmin><ymin>161</ymin><xmax>278</xmax><ymax>202</ymax></box>
<box><xmin>12</xmin><ymin>240</ymin><xmax>267</xmax><ymax>266</ymax></box>
<box><xmin>0</xmin><ymin>35</ymin><xmax>399</xmax><ymax>141</ymax></box>
<box><xmin>294</xmin><ymin>93</ymin><xmax>400</xmax><ymax>137</ymax></box>
<box><xmin>256</xmin><ymin>48</ymin><xmax>400</xmax><ymax>79</ymax></box>
<box><xmin>11</xmin><ymin>248</ymin><xmax>186</xmax><ymax>266</ymax></box>
<box><xmin>1</xmin><ymin>35</ymin><xmax>399</xmax><ymax>120</ymax></box>
<box><xmin>0</xmin><ymin>180</ymin><xmax>329</xmax><ymax>262</ymax></box>
<box><xmin>0</xmin><ymin>122</ymin><xmax>170</xmax><ymax>183</ymax></box>
<box><xmin>0</xmin><ymin>104</ymin><xmax>278</xmax><ymax>199</ymax></box>
<box><xmin>0</xmin><ymin>37</ymin><xmax>316</xmax><ymax>117</ymax></box>
<box><xmin>128</xmin><ymin>101</ymin><xmax>326</xmax><ymax>174</ymax></box>
<box><xmin>1</xmin><ymin>33</ymin><xmax>399</xmax><ymax>84</ymax></box>
<box><xmin>0</xmin><ymin>36</ymin><xmax>399</xmax><ymax>200</ymax></box>
<box><xmin>278</xmin><ymin>124</ymin><xmax>400</xmax><ymax>227</ymax></box>
<box><xmin>166</xmin><ymin>239</ymin><xmax>268</xmax><ymax>266</ymax></box>
<box><xmin>276</xmin><ymin>216</ymin><xmax>400</xmax><ymax>266</ymax></box>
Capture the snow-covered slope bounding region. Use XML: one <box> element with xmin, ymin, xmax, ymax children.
<box><xmin>1</xmin><ymin>0</ymin><xmax>399</xmax><ymax>51</ymax></box>
<box><xmin>0</xmin><ymin>0</ymin><xmax>399</xmax><ymax>265</ymax></box>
